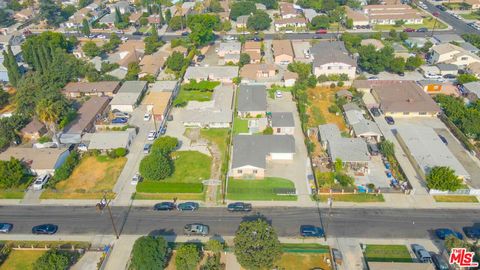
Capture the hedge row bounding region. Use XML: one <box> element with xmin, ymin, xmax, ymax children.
<box><xmin>137</xmin><ymin>182</ymin><xmax>203</xmax><ymax>193</ymax></box>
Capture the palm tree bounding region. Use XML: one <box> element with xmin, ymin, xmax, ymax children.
<box><xmin>36</xmin><ymin>98</ymin><xmax>62</xmax><ymax>145</ymax></box>
<box><xmin>175</xmin><ymin>2</ymin><xmax>184</xmax><ymax>30</ymax></box>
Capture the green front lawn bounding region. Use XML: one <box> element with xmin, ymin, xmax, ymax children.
<box><xmin>173</xmin><ymin>90</ymin><xmax>213</xmax><ymax>107</ymax></box>
<box><xmin>0</xmin><ymin>190</ymin><xmax>26</xmax><ymax>199</ymax></box>
<box><xmin>316</xmin><ymin>194</ymin><xmax>385</xmax><ymax>202</ymax></box>
<box><xmin>200</xmin><ymin>128</ymin><xmax>230</xmax><ymax>176</ymax></box>
<box><xmin>434</xmin><ymin>195</ymin><xmax>479</xmax><ymax>203</ymax></box>
<box><xmin>233</xmin><ymin>117</ymin><xmax>249</xmax><ymax>134</ymax></box>
<box><xmin>373</xmin><ymin>16</ymin><xmax>447</xmax><ymax>31</ymax></box>
<box><xmin>227</xmin><ymin>177</ymin><xmax>297</xmax><ymax>201</ymax></box>
<box><xmin>365</xmin><ymin>245</ymin><xmax>413</xmax><ymax>263</ymax></box>
<box><xmin>0</xmin><ymin>250</ymin><xmax>46</xmax><ymax>270</ymax></box>
<box><xmin>461</xmin><ymin>12</ymin><xmax>480</xmax><ymax>20</ymax></box>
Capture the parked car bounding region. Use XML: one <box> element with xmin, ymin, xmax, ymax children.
<box><xmin>436</xmin><ymin>5</ymin><xmax>446</xmax><ymax>11</ymax></box>
<box><xmin>384</xmin><ymin>116</ymin><xmax>395</xmax><ymax>125</ymax></box>
<box><xmin>181</xmin><ymin>31</ymin><xmax>190</xmax><ymax>36</ymax></box>
<box><xmin>435</xmin><ymin>228</ymin><xmax>463</xmax><ymax>240</ymax></box>
<box><xmin>131</xmin><ymin>173</ymin><xmax>142</xmax><ymax>185</ymax></box>
<box><xmin>147</xmin><ymin>130</ymin><xmax>157</xmax><ymax>141</ymax></box>
<box><xmin>312</xmin><ymin>35</ymin><xmax>322</xmax><ymax>39</ymax></box>
<box><xmin>424</xmin><ymin>73</ymin><xmax>443</xmax><ymax>80</ymax></box>
<box><xmin>197</xmin><ymin>55</ymin><xmax>205</xmax><ymax>62</ymax></box>
<box><xmin>368</xmin><ymin>76</ymin><xmax>379</xmax><ymax>80</ymax></box>
<box><xmin>433</xmin><ymin>11</ymin><xmax>440</xmax><ymax>17</ymax></box>
<box><xmin>114</xmin><ymin>112</ymin><xmax>130</xmax><ymax>119</ymax></box>
<box><xmin>143</xmin><ymin>143</ymin><xmax>152</xmax><ymax>154</ymax></box>
<box><xmin>227</xmin><ymin>202</ymin><xmax>252</xmax><ymax>212</ymax></box>
<box><xmin>159</xmin><ymin>127</ymin><xmax>167</xmax><ymax>135</ymax></box>
<box><xmin>370</xmin><ymin>107</ymin><xmax>381</xmax><ymax>117</ymax></box>
<box><xmin>463</xmin><ymin>226</ymin><xmax>480</xmax><ymax>239</ymax></box>
<box><xmin>154</xmin><ymin>202</ymin><xmax>176</xmax><ymax>211</ymax></box>
<box><xmin>97</xmin><ymin>34</ymin><xmax>106</xmax><ymax>39</ymax></box>
<box><xmin>144</xmin><ymin>113</ymin><xmax>151</xmax><ymax>121</ymax></box>
<box><xmin>438</xmin><ymin>135</ymin><xmax>448</xmax><ymax>145</ymax></box>
<box><xmin>416</xmin><ymin>27</ymin><xmax>428</xmax><ymax>32</ymax></box>
<box><xmin>443</xmin><ymin>74</ymin><xmax>456</xmax><ymax>79</ymax></box>
<box><xmin>300</xmin><ymin>225</ymin><xmax>324</xmax><ymax>237</ymax></box>
<box><xmin>411</xmin><ymin>244</ymin><xmax>432</xmax><ymax>263</ymax></box>
<box><xmin>275</xmin><ymin>90</ymin><xmax>283</xmax><ymax>99</ymax></box>
<box><xmin>178</xmin><ymin>202</ymin><xmax>199</xmax><ymax>211</ymax></box>
<box><xmin>121</xmin><ymin>36</ymin><xmax>129</xmax><ymax>42</ymax></box>
<box><xmin>112</xmin><ymin>117</ymin><xmax>128</xmax><ymax>124</ymax></box>
<box><xmin>431</xmin><ymin>253</ymin><xmax>449</xmax><ymax>270</ymax></box>
<box><xmin>132</xmin><ymin>31</ymin><xmax>143</xmax><ymax>36</ymax></box>
<box><xmin>316</xmin><ymin>29</ymin><xmax>328</xmax><ymax>34</ymax></box>
<box><xmin>252</xmin><ymin>36</ymin><xmax>263</xmax><ymax>42</ymax></box>
<box><xmin>0</xmin><ymin>223</ymin><xmax>13</xmax><ymax>233</ymax></box>
<box><xmin>403</xmin><ymin>28</ymin><xmax>415</xmax><ymax>32</ymax></box>
<box><xmin>33</xmin><ymin>174</ymin><xmax>51</xmax><ymax>191</ymax></box>
<box><xmin>184</xmin><ymin>223</ymin><xmax>209</xmax><ymax>236</ymax></box>
<box><xmin>32</xmin><ymin>224</ymin><xmax>58</xmax><ymax>235</ymax></box>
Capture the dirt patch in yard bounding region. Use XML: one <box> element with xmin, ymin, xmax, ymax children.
<box><xmin>307</xmin><ymin>86</ymin><xmax>347</xmax><ymax>131</ymax></box>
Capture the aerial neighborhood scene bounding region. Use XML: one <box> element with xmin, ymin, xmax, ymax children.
<box><xmin>1</xmin><ymin>0</ymin><xmax>480</xmax><ymax>268</ymax></box>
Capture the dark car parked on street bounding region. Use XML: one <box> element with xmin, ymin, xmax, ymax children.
<box><xmin>435</xmin><ymin>228</ymin><xmax>463</xmax><ymax>240</ymax></box>
<box><xmin>385</xmin><ymin>116</ymin><xmax>395</xmax><ymax>125</ymax></box>
<box><xmin>300</xmin><ymin>225</ymin><xmax>324</xmax><ymax>237</ymax></box>
<box><xmin>184</xmin><ymin>223</ymin><xmax>209</xmax><ymax>236</ymax></box>
<box><xmin>0</xmin><ymin>223</ymin><xmax>13</xmax><ymax>233</ymax></box>
<box><xmin>32</xmin><ymin>224</ymin><xmax>58</xmax><ymax>235</ymax></box>
<box><xmin>154</xmin><ymin>202</ymin><xmax>176</xmax><ymax>211</ymax></box>
<box><xmin>227</xmin><ymin>202</ymin><xmax>252</xmax><ymax>212</ymax></box>
<box><xmin>431</xmin><ymin>253</ymin><xmax>449</xmax><ymax>270</ymax></box>
<box><xmin>463</xmin><ymin>226</ymin><xmax>480</xmax><ymax>239</ymax></box>
<box><xmin>177</xmin><ymin>202</ymin><xmax>199</xmax><ymax>211</ymax></box>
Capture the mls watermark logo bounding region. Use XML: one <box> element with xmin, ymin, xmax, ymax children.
<box><xmin>449</xmin><ymin>248</ymin><xmax>479</xmax><ymax>268</ymax></box>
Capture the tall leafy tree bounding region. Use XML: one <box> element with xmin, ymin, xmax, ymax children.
<box><xmin>426</xmin><ymin>166</ymin><xmax>463</xmax><ymax>191</ymax></box>
<box><xmin>165</xmin><ymin>9</ymin><xmax>172</xmax><ymax>24</ymax></box>
<box><xmin>234</xmin><ymin>219</ymin><xmax>282</xmax><ymax>270</ymax></box>
<box><xmin>166</xmin><ymin>52</ymin><xmax>186</xmax><ymax>72</ymax></box>
<box><xmin>39</xmin><ymin>0</ymin><xmax>66</xmax><ymax>26</ymax></box>
<box><xmin>0</xmin><ymin>158</ymin><xmax>26</xmax><ymax>188</ymax></box>
<box><xmin>246</xmin><ymin>10</ymin><xmax>271</xmax><ymax>31</ymax></box>
<box><xmin>175</xmin><ymin>244</ymin><xmax>200</xmax><ymax>270</ymax></box>
<box><xmin>22</xmin><ymin>31</ymin><xmax>69</xmax><ymax>72</ymax></box>
<box><xmin>82</xmin><ymin>41</ymin><xmax>102</xmax><ymax>58</ymax></box>
<box><xmin>82</xmin><ymin>19</ymin><xmax>90</xmax><ymax>36</ymax></box>
<box><xmin>33</xmin><ymin>249</ymin><xmax>74</xmax><ymax>270</ymax></box>
<box><xmin>145</xmin><ymin>26</ymin><xmax>162</xmax><ymax>54</ymax></box>
<box><xmin>130</xmin><ymin>236</ymin><xmax>168</xmax><ymax>270</ymax></box>
<box><xmin>125</xmin><ymin>62</ymin><xmax>141</xmax><ymax>80</ymax></box>
<box><xmin>2</xmin><ymin>45</ymin><xmax>22</xmax><ymax>87</ymax></box>
<box><xmin>139</xmin><ymin>152</ymin><xmax>173</xmax><ymax>180</ymax></box>
<box><xmin>230</xmin><ymin>1</ymin><xmax>256</xmax><ymax>21</ymax></box>
<box><xmin>0</xmin><ymin>9</ymin><xmax>15</xmax><ymax>27</ymax></box>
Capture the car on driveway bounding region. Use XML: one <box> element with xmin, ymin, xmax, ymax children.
<box><xmin>112</xmin><ymin>117</ymin><xmax>128</xmax><ymax>124</ymax></box>
<box><xmin>159</xmin><ymin>127</ymin><xmax>167</xmax><ymax>135</ymax></box>
<box><xmin>443</xmin><ymin>74</ymin><xmax>456</xmax><ymax>79</ymax></box>
<box><xmin>143</xmin><ymin>143</ymin><xmax>152</xmax><ymax>154</ymax></box>
<box><xmin>144</xmin><ymin>113</ymin><xmax>151</xmax><ymax>121</ymax></box>
<box><xmin>300</xmin><ymin>225</ymin><xmax>324</xmax><ymax>237</ymax></box>
<box><xmin>147</xmin><ymin>130</ymin><xmax>157</xmax><ymax>141</ymax></box>
<box><xmin>435</xmin><ymin>228</ymin><xmax>463</xmax><ymax>240</ymax></box>
<box><xmin>154</xmin><ymin>202</ymin><xmax>176</xmax><ymax>211</ymax></box>
<box><xmin>384</xmin><ymin>116</ymin><xmax>395</xmax><ymax>125</ymax></box>
<box><xmin>32</xmin><ymin>224</ymin><xmax>58</xmax><ymax>235</ymax></box>
<box><xmin>33</xmin><ymin>174</ymin><xmax>51</xmax><ymax>191</ymax></box>
<box><xmin>0</xmin><ymin>223</ymin><xmax>13</xmax><ymax>233</ymax></box>
<box><xmin>430</xmin><ymin>253</ymin><xmax>449</xmax><ymax>270</ymax></box>
<box><xmin>370</xmin><ymin>107</ymin><xmax>381</xmax><ymax>117</ymax></box>
<box><xmin>438</xmin><ymin>135</ymin><xmax>448</xmax><ymax>145</ymax></box>
<box><xmin>227</xmin><ymin>202</ymin><xmax>252</xmax><ymax>212</ymax></box>
<box><xmin>275</xmin><ymin>90</ymin><xmax>283</xmax><ymax>99</ymax></box>
<box><xmin>411</xmin><ymin>244</ymin><xmax>432</xmax><ymax>263</ymax></box>
<box><xmin>463</xmin><ymin>226</ymin><xmax>480</xmax><ymax>239</ymax></box>
<box><xmin>131</xmin><ymin>173</ymin><xmax>142</xmax><ymax>185</ymax></box>
<box><xmin>178</xmin><ymin>202</ymin><xmax>199</xmax><ymax>211</ymax></box>
<box><xmin>184</xmin><ymin>223</ymin><xmax>209</xmax><ymax>236</ymax></box>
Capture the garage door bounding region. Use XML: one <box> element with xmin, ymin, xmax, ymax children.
<box><xmin>270</xmin><ymin>153</ymin><xmax>293</xmax><ymax>160</ymax></box>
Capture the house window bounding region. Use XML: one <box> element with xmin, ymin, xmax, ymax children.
<box><xmin>253</xmin><ymin>170</ymin><xmax>258</xmax><ymax>174</ymax></box>
<box><xmin>327</xmin><ymin>66</ymin><xmax>332</xmax><ymax>70</ymax></box>
<box><xmin>237</xmin><ymin>170</ymin><xmax>243</xmax><ymax>174</ymax></box>
<box><xmin>277</xmin><ymin>128</ymin><xmax>281</xmax><ymax>133</ymax></box>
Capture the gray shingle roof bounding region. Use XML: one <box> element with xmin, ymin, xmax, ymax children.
<box><xmin>237</xmin><ymin>84</ymin><xmax>267</xmax><ymax>113</ymax></box>
<box><xmin>311</xmin><ymin>41</ymin><xmax>357</xmax><ymax>67</ymax></box>
<box><xmin>271</xmin><ymin>112</ymin><xmax>294</xmax><ymax>127</ymax></box>
<box><xmin>436</xmin><ymin>63</ymin><xmax>458</xmax><ymax>71</ymax></box>
<box><xmin>352</xmin><ymin>120</ymin><xmax>382</xmax><ymax>137</ymax></box>
<box><xmin>343</xmin><ymin>103</ymin><xmax>361</xmax><ymax>112</ymax></box>
<box><xmin>232</xmin><ymin>135</ymin><xmax>295</xmax><ymax>169</ymax></box>
<box><xmin>118</xmin><ymin>81</ymin><xmax>147</xmax><ymax>93</ymax></box>
<box><xmin>318</xmin><ymin>124</ymin><xmax>340</xmax><ymax>143</ymax></box>
<box><xmin>328</xmin><ymin>137</ymin><xmax>369</xmax><ymax>162</ymax></box>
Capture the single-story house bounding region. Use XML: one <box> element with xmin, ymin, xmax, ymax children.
<box><xmin>466</xmin><ymin>62</ymin><xmax>480</xmax><ymax>78</ymax></box>
<box><xmin>327</xmin><ymin>137</ymin><xmax>370</xmax><ymax>173</ymax></box>
<box><xmin>271</xmin><ymin>40</ymin><xmax>294</xmax><ymax>65</ymax></box>
<box><xmin>184</xmin><ymin>66</ymin><xmax>239</xmax><ymax>83</ymax></box>
<box><xmin>343</xmin><ymin>102</ymin><xmax>362</xmax><ymax>112</ymax></box>
<box><xmin>364</xmin><ymin>4</ymin><xmax>423</xmax><ymax>25</ymax></box>
<box><xmin>432</xmin><ymin>34</ymin><xmax>464</xmax><ymax>45</ymax></box>
<box><xmin>243</xmin><ymin>41</ymin><xmax>261</xmax><ymax>54</ymax></box>
<box><xmin>404</xmin><ymin>37</ymin><xmax>428</xmax><ymax>49</ymax></box>
<box><xmin>351</xmin><ymin>120</ymin><xmax>382</xmax><ymax>141</ymax></box>
<box><xmin>463</xmin><ymin>81</ymin><xmax>480</xmax><ymax>101</ymax></box>
<box><xmin>245</xmin><ymin>51</ymin><xmax>262</xmax><ymax>63</ymax></box>
<box><xmin>283</xmin><ymin>71</ymin><xmax>298</xmax><ymax>87</ymax></box>
<box><xmin>63</xmin><ymin>81</ymin><xmax>121</xmax><ymax>98</ymax></box>
<box><xmin>142</xmin><ymin>89</ymin><xmax>173</xmax><ymax>122</ymax></box>
<box><xmin>318</xmin><ymin>124</ymin><xmax>341</xmax><ymax>151</ymax></box>
<box><xmin>311</xmin><ymin>41</ymin><xmax>357</xmax><ymax>79</ymax></box>
<box><xmin>84</xmin><ymin>128</ymin><xmax>136</xmax><ymax>151</ymax></box>
<box><xmin>279</xmin><ymin>2</ymin><xmax>299</xmax><ymax>19</ymax></box>
<box><xmin>217</xmin><ymin>42</ymin><xmax>241</xmax><ymax>58</ymax></box>
<box><xmin>237</xmin><ymin>84</ymin><xmax>267</xmax><ymax>117</ymax></box>
<box><xmin>224</xmin><ymin>54</ymin><xmax>241</xmax><ymax>64</ymax></box>
<box><xmin>231</xmin><ymin>135</ymin><xmax>295</xmax><ymax>179</ymax></box>
<box><xmin>150</xmin><ymin>80</ymin><xmax>180</xmax><ymax>97</ymax></box>
<box><xmin>430</xmin><ymin>43</ymin><xmax>480</xmax><ymax>67</ymax></box>
<box><xmin>20</xmin><ymin>118</ymin><xmax>47</xmax><ymax>140</ymax></box>
<box><xmin>344</xmin><ymin>109</ymin><xmax>365</xmax><ymax>126</ymax></box>
<box><xmin>274</xmin><ymin>17</ymin><xmax>307</xmax><ymax>31</ymax></box>
<box><xmin>139</xmin><ymin>50</ymin><xmax>169</xmax><ymax>78</ymax></box>
<box><xmin>270</xmin><ymin>112</ymin><xmax>294</xmax><ymax>135</ymax></box>
<box><xmin>61</xmin><ymin>96</ymin><xmax>110</xmax><ymax>142</ymax></box>
<box><xmin>345</xmin><ymin>6</ymin><xmax>370</xmax><ymax>28</ymax></box>
<box><xmin>0</xmin><ymin>148</ymin><xmax>70</xmax><ymax>176</ymax></box>
<box><xmin>436</xmin><ymin>63</ymin><xmax>459</xmax><ymax>76</ymax></box>
<box><xmin>240</xmin><ymin>63</ymin><xmax>277</xmax><ymax>83</ymax></box>
<box><xmin>110</xmin><ymin>81</ymin><xmax>148</xmax><ymax>112</ymax></box>
<box><xmin>303</xmin><ymin>8</ymin><xmax>320</xmax><ymax>22</ymax></box>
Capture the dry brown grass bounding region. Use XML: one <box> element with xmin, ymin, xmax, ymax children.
<box><xmin>307</xmin><ymin>86</ymin><xmax>347</xmax><ymax>131</ymax></box>
<box><xmin>276</xmin><ymin>253</ymin><xmax>333</xmax><ymax>270</ymax></box>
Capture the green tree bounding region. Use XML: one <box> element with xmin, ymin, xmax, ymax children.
<box><xmin>187</xmin><ymin>14</ymin><xmax>220</xmax><ymax>46</ymax></box>
<box><xmin>39</xmin><ymin>0</ymin><xmax>66</xmax><ymax>26</ymax></box>
<box><xmin>388</xmin><ymin>29</ymin><xmax>397</xmax><ymax>40</ymax></box>
<box><xmin>102</xmin><ymin>33</ymin><xmax>122</xmax><ymax>52</ymax></box>
<box><xmin>165</xmin><ymin>9</ymin><xmax>172</xmax><ymax>23</ymax></box>
<box><xmin>239</xmin><ymin>53</ymin><xmax>251</xmax><ymax>67</ymax></box>
<box><xmin>33</xmin><ymin>249</ymin><xmax>74</xmax><ymax>270</ymax></box>
<box><xmin>208</xmin><ymin>0</ymin><xmax>224</xmax><ymax>12</ymax></box>
<box><xmin>125</xmin><ymin>62</ymin><xmax>141</xmax><ymax>80</ymax></box>
<box><xmin>205</xmin><ymin>239</ymin><xmax>224</xmax><ymax>254</ymax></box>
<box><xmin>358</xmin><ymin>45</ymin><xmax>394</xmax><ymax>74</ymax></box>
<box><xmin>166</xmin><ymin>52</ymin><xmax>186</xmax><ymax>72</ymax></box>
<box><xmin>246</xmin><ymin>10</ymin><xmax>271</xmax><ymax>31</ymax></box>
<box><xmin>379</xmin><ymin>140</ymin><xmax>395</xmax><ymax>157</ymax></box>
<box><xmin>168</xmin><ymin>16</ymin><xmax>186</xmax><ymax>31</ymax></box>
<box><xmin>2</xmin><ymin>45</ymin><xmax>22</xmax><ymax>87</ymax></box>
<box><xmin>151</xmin><ymin>136</ymin><xmax>178</xmax><ymax>155</ymax></box>
<box><xmin>0</xmin><ymin>88</ymin><xmax>9</xmax><ymax>109</ymax></box>
<box><xmin>7</xmin><ymin>0</ymin><xmax>22</xmax><ymax>11</ymax></box>
<box><xmin>230</xmin><ymin>1</ymin><xmax>256</xmax><ymax>21</ymax></box>
<box><xmin>201</xmin><ymin>255</ymin><xmax>222</xmax><ymax>270</ymax></box>
<box><xmin>334</xmin><ymin>158</ymin><xmax>343</xmax><ymax>172</ymax></box>
<box><xmin>234</xmin><ymin>219</ymin><xmax>282</xmax><ymax>270</ymax></box>
<box><xmin>345</xmin><ymin>18</ymin><xmax>353</xmax><ymax>29</ymax></box>
<box><xmin>36</xmin><ymin>98</ymin><xmax>63</xmax><ymax>142</ymax></box>
<box><xmin>457</xmin><ymin>74</ymin><xmax>479</xmax><ymax>84</ymax></box>
<box><xmin>175</xmin><ymin>244</ymin><xmax>200</xmax><ymax>270</ymax></box>
<box><xmin>82</xmin><ymin>19</ymin><xmax>90</xmax><ymax>36</ymax></box>
<box><xmin>130</xmin><ymin>236</ymin><xmax>168</xmax><ymax>270</ymax></box>
<box><xmin>21</xmin><ymin>31</ymin><xmax>70</xmax><ymax>72</ymax></box>
<box><xmin>389</xmin><ymin>57</ymin><xmax>405</xmax><ymax>74</ymax></box>
<box><xmin>426</xmin><ymin>166</ymin><xmax>463</xmax><ymax>191</ymax></box>
<box><xmin>405</xmin><ymin>55</ymin><xmax>423</xmax><ymax>71</ymax></box>
<box><xmin>310</xmin><ymin>15</ymin><xmax>330</xmax><ymax>30</ymax></box>
<box><xmin>140</xmin><ymin>17</ymin><xmax>148</xmax><ymax>26</ymax></box>
<box><xmin>49</xmin><ymin>151</ymin><xmax>79</xmax><ymax>186</ymax></box>
<box><xmin>263</xmin><ymin>126</ymin><xmax>273</xmax><ymax>134</ymax></box>
<box><xmin>0</xmin><ymin>9</ymin><xmax>15</xmax><ymax>27</ymax></box>
<box><xmin>82</xmin><ymin>41</ymin><xmax>102</xmax><ymax>58</ymax></box>
<box><xmin>78</xmin><ymin>0</ymin><xmax>93</xmax><ymax>8</ymax></box>
<box><xmin>145</xmin><ymin>27</ymin><xmax>162</xmax><ymax>54</ymax></box>
<box><xmin>399</xmin><ymin>32</ymin><xmax>408</xmax><ymax>41</ymax></box>
<box><xmin>0</xmin><ymin>157</ymin><xmax>26</xmax><ymax>188</ymax></box>
<box><xmin>139</xmin><ymin>153</ymin><xmax>173</xmax><ymax>180</ymax></box>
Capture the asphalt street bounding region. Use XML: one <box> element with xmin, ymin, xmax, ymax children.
<box><xmin>1</xmin><ymin>206</ymin><xmax>478</xmax><ymax>239</ymax></box>
<box><xmin>423</xmin><ymin>0</ymin><xmax>480</xmax><ymax>36</ymax></box>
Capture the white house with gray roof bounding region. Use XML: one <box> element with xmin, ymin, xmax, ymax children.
<box><xmin>271</xmin><ymin>112</ymin><xmax>294</xmax><ymax>135</ymax></box>
<box><xmin>237</xmin><ymin>84</ymin><xmax>267</xmax><ymax>117</ymax></box>
<box><xmin>184</xmin><ymin>66</ymin><xmax>239</xmax><ymax>83</ymax></box>
<box><xmin>217</xmin><ymin>42</ymin><xmax>241</xmax><ymax>58</ymax></box>
<box><xmin>83</xmin><ymin>128</ymin><xmax>136</xmax><ymax>151</ymax></box>
<box><xmin>318</xmin><ymin>123</ymin><xmax>341</xmax><ymax>149</ymax></box>
<box><xmin>231</xmin><ymin>135</ymin><xmax>295</xmax><ymax>179</ymax></box>
<box><xmin>110</xmin><ymin>81</ymin><xmax>148</xmax><ymax>112</ymax></box>
<box><xmin>311</xmin><ymin>41</ymin><xmax>357</xmax><ymax>79</ymax></box>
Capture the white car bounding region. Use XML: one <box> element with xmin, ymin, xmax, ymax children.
<box><xmin>131</xmin><ymin>173</ymin><xmax>142</xmax><ymax>185</ymax></box>
<box><xmin>144</xmin><ymin>113</ymin><xmax>151</xmax><ymax>121</ymax></box>
<box><xmin>114</xmin><ymin>112</ymin><xmax>130</xmax><ymax>119</ymax></box>
<box><xmin>147</xmin><ymin>130</ymin><xmax>157</xmax><ymax>141</ymax></box>
<box><xmin>97</xmin><ymin>34</ymin><xmax>106</xmax><ymax>39</ymax></box>
<box><xmin>275</xmin><ymin>90</ymin><xmax>283</xmax><ymax>98</ymax></box>
<box><xmin>33</xmin><ymin>174</ymin><xmax>51</xmax><ymax>191</ymax></box>
<box><xmin>424</xmin><ymin>73</ymin><xmax>443</xmax><ymax>80</ymax></box>
<box><xmin>121</xmin><ymin>36</ymin><xmax>128</xmax><ymax>42</ymax></box>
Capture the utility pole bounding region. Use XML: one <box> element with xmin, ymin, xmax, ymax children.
<box><xmin>98</xmin><ymin>193</ymin><xmax>119</xmax><ymax>239</ymax></box>
<box><xmin>430</xmin><ymin>14</ymin><xmax>438</xmax><ymax>38</ymax></box>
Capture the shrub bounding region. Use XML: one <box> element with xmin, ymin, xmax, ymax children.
<box><xmin>176</xmin><ymin>244</ymin><xmax>200</xmax><ymax>270</ymax></box>
<box><xmin>33</xmin><ymin>249</ymin><xmax>78</xmax><ymax>270</ymax></box>
<box><xmin>335</xmin><ymin>172</ymin><xmax>354</xmax><ymax>187</ymax></box>
<box><xmin>328</xmin><ymin>104</ymin><xmax>340</xmax><ymax>114</ymax></box>
<box><xmin>108</xmin><ymin>150</ymin><xmax>117</xmax><ymax>159</ymax></box>
<box><xmin>263</xmin><ymin>126</ymin><xmax>273</xmax><ymax>135</ymax></box>
<box><xmin>50</xmin><ymin>151</ymin><xmax>80</xmax><ymax>186</ymax></box>
<box><xmin>152</xmin><ymin>136</ymin><xmax>178</xmax><ymax>155</ymax></box>
<box><xmin>130</xmin><ymin>236</ymin><xmax>168</xmax><ymax>270</ymax></box>
<box><xmin>337</xmin><ymin>81</ymin><xmax>344</xmax><ymax>87</ymax></box>
<box><xmin>37</xmin><ymin>135</ymin><xmax>52</xmax><ymax>144</ymax></box>
<box><xmin>139</xmin><ymin>153</ymin><xmax>173</xmax><ymax>180</ymax></box>
<box><xmin>114</xmin><ymin>147</ymin><xmax>127</xmax><ymax>157</ymax></box>
<box><xmin>330</xmin><ymin>83</ymin><xmax>336</xmax><ymax>88</ymax></box>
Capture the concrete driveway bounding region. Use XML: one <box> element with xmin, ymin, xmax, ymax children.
<box><xmin>267</xmin><ymin>92</ymin><xmax>311</xmax><ymax>202</ymax></box>
<box><xmin>364</xmin><ymin>70</ymin><xmax>424</xmax><ymax>81</ymax></box>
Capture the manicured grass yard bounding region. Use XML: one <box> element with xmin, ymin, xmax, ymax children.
<box><xmin>364</xmin><ymin>245</ymin><xmax>413</xmax><ymax>263</ymax></box>
<box><xmin>41</xmin><ymin>156</ymin><xmax>126</xmax><ymax>199</ymax></box>
<box><xmin>317</xmin><ymin>194</ymin><xmax>385</xmax><ymax>203</ymax></box>
<box><xmin>133</xmin><ymin>192</ymin><xmax>205</xmax><ymax>200</ymax></box>
<box><xmin>373</xmin><ymin>16</ymin><xmax>447</xmax><ymax>31</ymax></box>
<box><xmin>461</xmin><ymin>12</ymin><xmax>480</xmax><ymax>20</ymax></box>
<box><xmin>233</xmin><ymin>117</ymin><xmax>249</xmax><ymax>134</ymax></box>
<box><xmin>276</xmin><ymin>253</ymin><xmax>332</xmax><ymax>270</ymax></box>
<box><xmin>0</xmin><ymin>250</ymin><xmax>46</xmax><ymax>270</ymax></box>
<box><xmin>0</xmin><ymin>190</ymin><xmax>26</xmax><ymax>199</ymax></box>
<box><xmin>173</xmin><ymin>90</ymin><xmax>213</xmax><ymax>107</ymax></box>
<box><xmin>227</xmin><ymin>177</ymin><xmax>297</xmax><ymax>201</ymax></box>
<box><xmin>434</xmin><ymin>195</ymin><xmax>479</xmax><ymax>203</ymax></box>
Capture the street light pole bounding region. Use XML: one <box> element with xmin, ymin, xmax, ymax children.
<box><xmin>98</xmin><ymin>194</ymin><xmax>120</xmax><ymax>239</ymax></box>
<box><xmin>430</xmin><ymin>14</ymin><xmax>439</xmax><ymax>37</ymax></box>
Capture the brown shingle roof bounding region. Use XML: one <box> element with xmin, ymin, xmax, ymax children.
<box><xmin>139</xmin><ymin>51</ymin><xmax>169</xmax><ymax>75</ymax></box>
<box><xmin>243</xmin><ymin>41</ymin><xmax>261</xmax><ymax>52</ymax></box>
<box><xmin>0</xmin><ymin>148</ymin><xmax>67</xmax><ymax>171</ymax></box>
<box><xmin>63</xmin><ymin>81</ymin><xmax>121</xmax><ymax>94</ymax></box>
<box><xmin>272</xmin><ymin>40</ymin><xmax>293</xmax><ymax>57</ymax></box>
<box><xmin>21</xmin><ymin>118</ymin><xmax>45</xmax><ymax>134</ymax></box>
<box><xmin>64</xmin><ymin>96</ymin><xmax>110</xmax><ymax>134</ymax></box>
